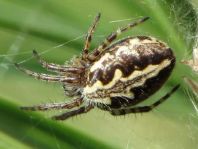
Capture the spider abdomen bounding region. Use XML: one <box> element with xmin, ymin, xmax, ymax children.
<box><xmin>83</xmin><ymin>36</ymin><xmax>175</xmax><ymax>107</ymax></box>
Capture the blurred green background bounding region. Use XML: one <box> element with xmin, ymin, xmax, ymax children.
<box><xmin>0</xmin><ymin>0</ymin><xmax>198</xmax><ymax>149</ymax></box>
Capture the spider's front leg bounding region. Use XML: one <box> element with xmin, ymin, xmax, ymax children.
<box><xmin>21</xmin><ymin>98</ymin><xmax>83</xmax><ymax>111</ymax></box>
<box><xmin>15</xmin><ymin>63</ymin><xmax>79</xmax><ymax>83</ymax></box>
<box><xmin>32</xmin><ymin>50</ymin><xmax>84</xmax><ymax>74</ymax></box>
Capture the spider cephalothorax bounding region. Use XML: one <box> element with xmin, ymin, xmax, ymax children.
<box><xmin>16</xmin><ymin>13</ymin><xmax>179</xmax><ymax>120</ymax></box>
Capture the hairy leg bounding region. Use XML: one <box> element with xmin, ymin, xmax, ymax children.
<box><xmin>110</xmin><ymin>84</ymin><xmax>180</xmax><ymax>116</ymax></box>
<box><xmin>82</xmin><ymin>13</ymin><xmax>101</xmax><ymax>60</ymax></box>
<box><xmin>52</xmin><ymin>104</ymin><xmax>94</xmax><ymax>120</ymax></box>
<box><xmin>32</xmin><ymin>50</ymin><xmax>84</xmax><ymax>73</ymax></box>
<box><xmin>88</xmin><ymin>16</ymin><xmax>150</xmax><ymax>61</ymax></box>
<box><xmin>21</xmin><ymin>98</ymin><xmax>83</xmax><ymax>111</ymax></box>
<box><xmin>15</xmin><ymin>63</ymin><xmax>79</xmax><ymax>83</ymax></box>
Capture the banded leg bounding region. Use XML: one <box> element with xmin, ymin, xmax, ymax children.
<box><xmin>82</xmin><ymin>13</ymin><xmax>101</xmax><ymax>60</ymax></box>
<box><xmin>111</xmin><ymin>84</ymin><xmax>180</xmax><ymax>116</ymax></box>
<box><xmin>52</xmin><ymin>104</ymin><xmax>94</xmax><ymax>120</ymax></box>
<box><xmin>33</xmin><ymin>50</ymin><xmax>84</xmax><ymax>73</ymax></box>
<box><xmin>88</xmin><ymin>16</ymin><xmax>150</xmax><ymax>61</ymax></box>
<box><xmin>15</xmin><ymin>63</ymin><xmax>79</xmax><ymax>83</ymax></box>
<box><xmin>21</xmin><ymin>98</ymin><xmax>83</xmax><ymax>111</ymax></box>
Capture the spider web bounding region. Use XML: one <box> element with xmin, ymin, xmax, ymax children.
<box><xmin>0</xmin><ymin>1</ymin><xmax>198</xmax><ymax>149</ymax></box>
<box><xmin>0</xmin><ymin>29</ymin><xmax>196</xmax><ymax>149</ymax></box>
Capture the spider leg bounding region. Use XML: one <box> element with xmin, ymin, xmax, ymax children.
<box><xmin>82</xmin><ymin>13</ymin><xmax>101</xmax><ymax>60</ymax></box>
<box><xmin>32</xmin><ymin>50</ymin><xmax>84</xmax><ymax>73</ymax></box>
<box><xmin>110</xmin><ymin>84</ymin><xmax>180</xmax><ymax>116</ymax></box>
<box><xmin>52</xmin><ymin>104</ymin><xmax>94</xmax><ymax>120</ymax></box>
<box><xmin>88</xmin><ymin>16</ymin><xmax>150</xmax><ymax>61</ymax></box>
<box><xmin>15</xmin><ymin>63</ymin><xmax>79</xmax><ymax>83</ymax></box>
<box><xmin>21</xmin><ymin>98</ymin><xmax>83</xmax><ymax>111</ymax></box>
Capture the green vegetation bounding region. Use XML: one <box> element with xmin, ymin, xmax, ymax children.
<box><xmin>0</xmin><ymin>0</ymin><xmax>197</xmax><ymax>148</ymax></box>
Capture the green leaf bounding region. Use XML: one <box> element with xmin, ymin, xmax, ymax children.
<box><xmin>0</xmin><ymin>0</ymin><xmax>198</xmax><ymax>149</ymax></box>
<box><xmin>0</xmin><ymin>98</ymin><xmax>114</xmax><ymax>149</ymax></box>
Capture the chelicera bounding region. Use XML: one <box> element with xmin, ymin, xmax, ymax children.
<box><xmin>15</xmin><ymin>13</ymin><xmax>180</xmax><ymax>120</ymax></box>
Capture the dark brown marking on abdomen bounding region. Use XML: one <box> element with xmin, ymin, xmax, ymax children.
<box><xmin>108</xmin><ymin>59</ymin><xmax>175</xmax><ymax>109</ymax></box>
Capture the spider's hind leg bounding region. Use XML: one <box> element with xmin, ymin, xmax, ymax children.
<box><xmin>110</xmin><ymin>84</ymin><xmax>180</xmax><ymax>116</ymax></box>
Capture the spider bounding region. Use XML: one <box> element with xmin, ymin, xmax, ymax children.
<box><xmin>15</xmin><ymin>13</ymin><xmax>180</xmax><ymax>120</ymax></box>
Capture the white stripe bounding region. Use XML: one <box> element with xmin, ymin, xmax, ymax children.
<box><xmin>83</xmin><ymin>59</ymin><xmax>171</xmax><ymax>95</ymax></box>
